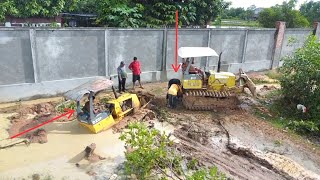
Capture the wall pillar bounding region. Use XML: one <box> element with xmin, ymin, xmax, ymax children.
<box><xmin>313</xmin><ymin>22</ymin><xmax>320</xmax><ymax>40</ymax></box>
<box><xmin>241</xmin><ymin>29</ymin><xmax>249</xmax><ymax>63</ymax></box>
<box><xmin>206</xmin><ymin>29</ymin><xmax>211</xmax><ymax>68</ymax></box>
<box><xmin>271</xmin><ymin>21</ymin><xmax>286</xmax><ymax>69</ymax></box>
<box><xmin>160</xmin><ymin>28</ymin><xmax>168</xmax><ymax>81</ymax></box>
<box><xmin>104</xmin><ymin>29</ymin><xmax>109</xmax><ymax>76</ymax></box>
<box><xmin>29</xmin><ymin>28</ymin><xmax>40</xmax><ymax>83</ymax></box>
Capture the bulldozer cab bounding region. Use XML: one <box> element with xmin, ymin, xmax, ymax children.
<box><xmin>179</xmin><ymin>47</ymin><xmax>219</xmax><ymax>89</ymax></box>
<box><xmin>64</xmin><ymin>77</ymin><xmax>115</xmax><ymax>126</ymax></box>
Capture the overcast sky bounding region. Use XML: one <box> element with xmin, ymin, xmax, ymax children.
<box><xmin>228</xmin><ymin>0</ymin><xmax>309</xmax><ymax>9</ymax></box>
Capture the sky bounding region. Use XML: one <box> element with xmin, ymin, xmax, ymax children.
<box><xmin>228</xmin><ymin>0</ymin><xmax>308</xmax><ymax>9</ymax></box>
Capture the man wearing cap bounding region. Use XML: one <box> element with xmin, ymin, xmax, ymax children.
<box><xmin>117</xmin><ymin>61</ymin><xmax>127</xmax><ymax>93</ymax></box>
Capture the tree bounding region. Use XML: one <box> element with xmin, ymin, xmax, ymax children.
<box><xmin>300</xmin><ymin>0</ymin><xmax>320</xmax><ymax>24</ymax></box>
<box><xmin>2</xmin><ymin>0</ymin><xmax>78</xmax><ymax>18</ymax></box>
<box><xmin>0</xmin><ymin>0</ymin><xmax>17</xmax><ymax>21</ymax></box>
<box><xmin>66</xmin><ymin>0</ymin><xmax>98</xmax><ymax>14</ymax></box>
<box><xmin>190</xmin><ymin>0</ymin><xmax>229</xmax><ymax>25</ymax></box>
<box><xmin>222</xmin><ymin>5</ymin><xmax>255</xmax><ymax>20</ymax></box>
<box><xmin>95</xmin><ymin>0</ymin><xmax>144</xmax><ymax>28</ymax></box>
<box><xmin>258</xmin><ymin>0</ymin><xmax>309</xmax><ymax>28</ymax></box>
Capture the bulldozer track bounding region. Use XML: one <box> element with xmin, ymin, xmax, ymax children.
<box><xmin>182</xmin><ymin>90</ymin><xmax>239</xmax><ymax>110</ymax></box>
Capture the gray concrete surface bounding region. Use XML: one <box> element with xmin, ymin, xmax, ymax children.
<box><xmin>280</xmin><ymin>29</ymin><xmax>312</xmax><ymax>58</ymax></box>
<box><xmin>35</xmin><ymin>30</ymin><xmax>106</xmax><ymax>81</ymax></box>
<box><xmin>0</xmin><ymin>27</ymin><xmax>318</xmax><ymax>102</ymax></box>
<box><xmin>0</xmin><ymin>30</ymin><xmax>34</xmax><ymax>85</ymax></box>
<box><xmin>108</xmin><ymin>30</ymin><xmax>163</xmax><ymax>75</ymax></box>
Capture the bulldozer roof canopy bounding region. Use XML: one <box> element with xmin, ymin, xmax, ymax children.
<box><xmin>178</xmin><ymin>47</ymin><xmax>219</xmax><ymax>58</ymax></box>
<box><xmin>64</xmin><ymin>77</ymin><xmax>113</xmax><ymax>101</ymax></box>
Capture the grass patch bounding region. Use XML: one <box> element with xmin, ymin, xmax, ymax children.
<box><xmin>265</xmin><ymin>70</ymin><xmax>282</xmax><ymax>80</ymax></box>
<box><xmin>265</xmin><ymin>89</ymin><xmax>282</xmax><ymax>99</ymax></box>
<box><xmin>251</xmin><ymin>79</ymin><xmax>273</xmax><ymax>84</ymax></box>
<box><xmin>151</xmin><ymin>87</ymin><xmax>164</xmax><ymax>95</ymax></box>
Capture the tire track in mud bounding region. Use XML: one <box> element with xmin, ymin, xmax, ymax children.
<box><xmin>173</xmin><ymin>111</ymin><xmax>320</xmax><ymax>180</ymax></box>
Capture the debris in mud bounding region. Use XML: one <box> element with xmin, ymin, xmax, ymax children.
<box><xmin>31</xmin><ymin>173</ymin><xmax>40</xmax><ymax>180</ymax></box>
<box><xmin>0</xmin><ymin>139</ymin><xmax>30</xmax><ymax>149</ymax></box>
<box><xmin>260</xmin><ymin>85</ymin><xmax>277</xmax><ymax>92</ymax></box>
<box><xmin>34</xmin><ymin>103</ymin><xmax>55</xmax><ymax>115</ymax></box>
<box><xmin>112</xmin><ymin>109</ymin><xmax>156</xmax><ymax>133</ymax></box>
<box><xmin>84</xmin><ymin>143</ymin><xmax>106</xmax><ymax>163</ymax></box>
<box><xmin>25</xmin><ymin>128</ymin><xmax>47</xmax><ymax>144</ymax></box>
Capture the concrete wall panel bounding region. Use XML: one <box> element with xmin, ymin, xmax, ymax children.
<box><xmin>108</xmin><ymin>30</ymin><xmax>163</xmax><ymax>75</ymax></box>
<box><xmin>0</xmin><ymin>30</ymin><xmax>34</xmax><ymax>85</ymax></box>
<box><xmin>166</xmin><ymin>30</ymin><xmax>209</xmax><ymax>70</ymax></box>
<box><xmin>35</xmin><ymin>30</ymin><xmax>105</xmax><ymax>81</ymax></box>
<box><xmin>281</xmin><ymin>29</ymin><xmax>312</xmax><ymax>58</ymax></box>
<box><xmin>209</xmin><ymin>29</ymin><xmax>246</xmax><ymax>65</ymax></box>
<box><xmin>245</xmin><ymin>30</ymin><xmax>275</xmax><ymax>63</ymax></box>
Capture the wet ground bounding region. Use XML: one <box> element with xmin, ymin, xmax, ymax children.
<box><xmin>0</xmin><ymin>76</ymin><xmax>320</xmax><ymax>179</ymax></box>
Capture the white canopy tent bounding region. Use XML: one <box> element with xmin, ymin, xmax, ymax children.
<box><xmin>178</xmin><ymin>47</ymin><xmax>219</xmax><ymax>58</ymax></box>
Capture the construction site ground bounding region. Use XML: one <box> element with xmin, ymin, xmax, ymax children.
<box><xmin>0</xmin><ymin>72</ymin><xmax>320</xmax><ymax>179</ymax></box>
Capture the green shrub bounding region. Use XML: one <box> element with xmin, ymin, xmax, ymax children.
<box><xmin>287</xmin><ymin>120</ymin><xmax>320</xmax><ymax>134</ymax></box>
<box><xmin>279</xmin><ymin>35</ymin><xmax>320</xmax><ymax>122</ymax></box>
<box><xmin>57</xmin><ymin>101</ymin><xmax>77</xmax><ymax>113</ymax></box>
<box><xmin>119</xmin><ymin>122</ymin><xmax>226</xmax><ymax>179</ymax></box>
<box><xmin>276</xmin><ymin>35</ymin><xmax>320</xmax><ymax>135</ymax></box>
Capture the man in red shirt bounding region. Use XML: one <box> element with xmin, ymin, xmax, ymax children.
<box><xmin>129</xmin><ymin>57</ymin><xmax>143</xmax><ymax>90</ymax></box>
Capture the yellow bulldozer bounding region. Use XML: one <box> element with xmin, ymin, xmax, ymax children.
<box><xmin>174</xmin><ymin>47</ymin><xmax>256</xmax><ymax>110</ymax></box>
<box><xmin>64</xmin><ymin>77</ymin><xmax>153</xmax><ymax>133</ymax></box>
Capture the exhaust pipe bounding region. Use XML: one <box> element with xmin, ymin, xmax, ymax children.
<box><xmin>109</xmin><ymin>77</ymin><xmax>118</xmax><ymax>99</ymax></box>
<box><xmin>217</xmin><ymin>52</ymin><xmax>223</xmax><ymax>73</ymax></box>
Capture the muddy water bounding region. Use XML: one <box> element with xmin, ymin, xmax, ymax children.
<box><xmin>0</xmin><ymin>114</ymin><xmax>178</xmax><ymax>179</ymax></box>
<box><xmin>0</xmin><ymin>116</ymin><xmax>125</xmax><ymax>179</ymax></box>
<box><xmin>0</xmin><ymin>113</ymin><xmax>14</xmax><ymax>140</ymax></box>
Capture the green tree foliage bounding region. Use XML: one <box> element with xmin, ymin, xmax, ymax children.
<box><xmin>222</xmin><ymin>7</ymin><xmax>246</xmax><ymax>19</ymax></box>
<box><xmin>1</xmin><ymin>0</ymin><xmax>228</xmax><ymax>27</ymax></box>
<box><xmin>191</xmin><ymin>0</ymin><xmax>229</xmax><ymax>25</ymax></box>
<box><xmin>95</xmin><ymin>0</ymin><xmax>144</xmax><ymax>28</ymax></box>
<box><xmin>279</xmin><ymin>35</ymin><xmax>320</xmax><ymax>133</ymax></box>
<box><xmin>300</xmin><ymin>0</ymin><xmax>320</xmax><ymax>24</ymax></box>
<box><xmin>1</xmin><ymin>0</ymin><xmax>78</xmax><ymax>19</ymax></box>
<box><xmin>258</xmin><ymin>0</ymin><xmax>309</xmax><ymax>28</ymax></box>
<box><xmin>222</xmin><ymin>5</ymin><xmax>255</xmax><ymax>20</ymax></box>
<box><xmin>119</xmin><ymin>122</ymin><xmax>226</xmax><ymax>179</ymax></box>
<box><xmin>0</xmin><ymin>0</ymin><xmax>17</xmax><ymax>21</ymax></box>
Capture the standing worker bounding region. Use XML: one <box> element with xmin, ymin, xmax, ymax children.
<box><xmin>117</xmin><ymin>61</ymin><xmax>127</xmax><ymax>93</ymax></box>
<box><xmin>129</xmin><ymin>57</ymin><xmax>143</xmax><ymax>90</ymax></box>
<box><xmin>167</xmin><ymin>83</ymin><xmax>182</xmax><ymax>108</ymax></box>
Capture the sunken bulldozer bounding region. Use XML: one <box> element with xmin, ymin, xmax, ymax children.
<box><xmin>64</xmin><ymin>77</ymin><xmax>154</xmax><ymax>133</ymax></box>
<box><xmin>174</xmin><ymin>47</ymin><xmax>256</xmax><ymax>111</ymax></box>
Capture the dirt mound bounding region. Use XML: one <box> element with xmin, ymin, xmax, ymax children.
<box><xmin>8</xmin><ymin>114</ymin><xmax>53</xmax><ymax>138</ymax></box>
<box><xmin>26</xmin><ymin>129</ymin><xmax>48</xmax><ymax>144</ymax></box>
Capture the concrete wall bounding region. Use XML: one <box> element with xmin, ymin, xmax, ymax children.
<box><xmin>0</xmin><ymin>27</ymin><xmax>317</xmax><ymax>102</ymax></box>
<box><xmin>0</xmin><ymin>30</ymin><xmax>34</xmax><ymax>85</ymax></box>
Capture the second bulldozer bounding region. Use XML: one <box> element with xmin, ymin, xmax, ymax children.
<box><xmin>176</xmin><ymin>47</ymin><xmax>256</xmax><ymax>110</ymax></box>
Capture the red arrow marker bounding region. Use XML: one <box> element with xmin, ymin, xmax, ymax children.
<box><xmin>9</xmin><ymin>109</ymin><xmax>75</xmax><ymax>139</ymax></box>
<box><xmin>172</xmin><ymin>10</ymin><xmax>181</xmax><ymax>72</ymax></box>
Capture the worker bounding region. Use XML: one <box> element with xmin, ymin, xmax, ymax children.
<box><xmin>129</xmin><ymin>57</ymin><xmax>143</xmax><ymax>90</ymax></box>
<box><xmin>168</xmin><ymin>78</ymin><xmax>181</xmax><ymax>89</ymax></box>
<box><xmin>182</xmin><ymin>58</ymin><xmax>197</xmax><ymax>74</ymax></box>
<box><xmin>117</xmin><ymin>61</ymin><xmax>127</xmax><ymax>93</ymax></box>
<box><xmin>167</xmin><ymin>83</ymin><xmax>182</xmax><ymax>108</ymax></box>
<box><xmin>82</xmin><ymin>96</ymin><xmax>99</xmax><ymax>117</ymax></box>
